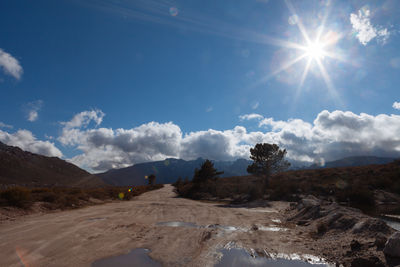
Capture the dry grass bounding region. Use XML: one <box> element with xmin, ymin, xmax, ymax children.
<box><xmin>174</xmin><ymin>160</ymin><xmax>400</xmax><ymax>213</ymax></box>
<box><xmin>0</xmin><ymin>184</ymin><xmax>163</xmax><ymax>210</ymax></box>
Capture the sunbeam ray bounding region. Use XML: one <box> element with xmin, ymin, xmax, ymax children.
<box><xmin>249</xmin><ymin>53</ymin><xmax>308</xmax><ymax>90</ymax></box>
<box><xmin>315</xmin><ymin>58</ymin><xmax>342</xmax><ymax>106</ymax></box>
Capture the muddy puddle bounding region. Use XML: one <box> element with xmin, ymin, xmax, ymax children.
<box><xmin>91</xmin><ymin>248</ymin><xmax>161</xmax><ymax>267</ymax></box>
<box><xmin>215</xmin><ymin>248</ymin><xmax>329</xmax><ymax>267</ymax></box>
<box><xmin>383</xmin><ymin>219</ymin><xmax>400</xmax><ymax>231</ymax></box>
<box><xmin>257</xmin><ymin>226</ymin><xmax>288</xmax><ymax>232</ymax></box>
<box><xmin>207</xmin><ymin>224</ymin><xmax>238</xmax><ymax>231</ymax></box>
<box><xmin>156</xmin><ymin>221</ymin><xmax>288</xmax><ymax>233</ymax></box>
<box><xmin>156</xmin><ymin>221</ymin><xmax>198</xmax><ymax>228</ymax></box>
<box><xmin>156</xmin><ymin>221</ymin><xmax>239</xmax><ymax>231</ymax></box>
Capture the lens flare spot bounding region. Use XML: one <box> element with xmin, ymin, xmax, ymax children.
<box><xmin>169</xmin><ymin>7</ymin><xmax>178</xmax><ymax>17</ymax></box>
<box><xmin>288</xmin><ymin>14</ymin><xmax>298</xmax><ymax>25</ymax></box>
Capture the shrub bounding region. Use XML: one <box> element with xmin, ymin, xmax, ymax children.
<box><xmin>40</xmin><ymin>192</ymin><xmax>58</xmax><ymax>203</ymax></box>
<box><xmin>317</xmin><ymin>222</ymin><xmax>327</xmax><ymax>235</ymax></box>
<box><xmin>249</xmin><ymin>185</ymin><xmax>264</xmax><ymax>201</ymax></box>
<box><xmin>0</xmin><ymin>187</ymin><xmax>32</xmax><ymax>208</ymax></box>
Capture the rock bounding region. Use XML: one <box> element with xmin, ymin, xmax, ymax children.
<box><xmin>301</xmin><ymin>197</ymin><xmax>321</xmax><ymax>208</ymax></box>
<box><xmin>350</xmin><ymin>256</ymin><xmax>385</xmax><ymax>267</ymax></box>
<box><xmin>321</xmin><ymin>212</ymin><xmax>343</xmax><ymax>226</ymax></box>
<box><xmin>374</xmin><ymin>233</ymin><xmax>387</xmax><ymax>250</ymax></box>
<box><xmin>352</xmin><ymin>218</ymin><xmax>391</xmax><ymax>235</ymax></box>
<box><xmin>331</xmin><ymin>216</ymin><xmax>357</xmax><ymax>230</ymax></box>
<box><xmin>352</xmin><ymin>220</ymin><xmax>368</xmax><ymax>234</ymax></box>
<box><xmin>297</xmin><ymin>220</ymin><xmax>310</xmax><ymax>226</ymax></box>
<box><xmin>368</xmin><ymin>219</ymin><xmax>391</xmax><ymax>233</ymax></box>
<box><xmin>384</xmin><ymin>232</ymin><xmax>400</xmax><ymax>258</ymax></box>
<box><xmin>351</xmin><ymin>240</ymin><xmax>362</xmax><ymax>251</ymax></box>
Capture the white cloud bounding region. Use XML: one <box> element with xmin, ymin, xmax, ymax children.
<box><xmin>59</xmin><ymin>109</ymin><xmax>105</xmax><ymax>145</ymax></box>
<box><xmin>239</xmin><ymin>113</ymin><xmax>264</xmax><ymax>121</ymax></box>
<box><xmin>28</xmin><ymin>111</ymin><xmax>38</xmax><ymax>122</ymax></box>
<box><xmin>350</xmin><ymin>9</ymin><xmax>390</xmax><ymax>45</ymax></box>
<box><xmin>393</xmin><ymin>102</ymin><xmax>400</xmax><ymax>110</ymax></box>
<box><xmin>25</xmin><ymin>100</ymin><xmax>43</xmax><ymax>122</ymax></box>
<box><xmin>0</xmin><ymin>122</ymin><xmax>13</xmax><ymax>129</ymax></box>
<box><xmin>0</xmin><ymin>129</ymin><xmax>62</xmax><ymax>157</ymax></box>
<box><xmin>0</xmin><ymin>48</ymin><xmax>23</xmax><ymax>80</ymax></box>
<box><xmin>60</xmin><ymin>109</ymin><xmax>400</xmax><ymax>172</ymax></box>
<box><xmin>251</xmin><ymin>102</ymin><xmax>259</xmax><ymax>110</ymax></box>
<box><xmin>62</xmin><ymin>109</ymin><xmax>104</xmax><ymax>129</ymax></box>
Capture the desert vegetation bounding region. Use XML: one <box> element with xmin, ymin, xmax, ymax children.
<box><xmin>174</xmin><ymin>143</ymin><xmax>290</xmax><ymax>201</ymax></box>
<box><xmin>174</xmin><ymin>143</ymin><xmax>400</xmax><ymax>215</ymax></box>
<box><xmin>0</xmin><ymin>184</ymin><xmax>163</xmax><ymax>210</ymax></box>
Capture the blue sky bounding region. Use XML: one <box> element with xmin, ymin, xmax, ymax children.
<box><xmin>1</xmin><ymin>0</ymin><xmax>400</xmax><ymax>172</ymax></box>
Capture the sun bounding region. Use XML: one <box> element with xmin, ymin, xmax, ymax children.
<box><xmin>249</xmin><ymin>0</ymin><xmax>346</xmax><ymax>102</ymax></box>
<box><xmin>304</xmin><ymin>41</ymin><xmax>325</xmax><ymax>60</ymax></box>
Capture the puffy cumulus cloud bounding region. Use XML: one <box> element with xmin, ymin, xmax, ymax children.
<box><xmin>0</xmin><ymin>122</ymin><xmax>12</xmax><ymax>129</ymax></box>
<box><xmin>393</xmin><ymin>102</ymin><xmax>400</xmax><ymax>110</ymax></box>
<box><xmin>60</xmin><ymin>109</ymin><xmax>400</xmax><ymax>172</ymax></box>
<box><xmin>25</xmin><ymin>100</ymin><xmax>43</xmax><ymax>122</ymax></box>
<box><xmin>312</xmin><ymin>111</ymin><xmax>400</xmax><ymax>158</ymax></box>
<box><xmin>180</xmin><ymin>126</ymin><xmax>251</xmax><ymax>161</ymax></box>
<box><xmin>260</xmin><ymin>110</ymin><xmax>400</xmax><ymax>163</ymax></box>
<box><xmin>60</xmin><ymin>110</ymin><xmax>255</xmax><ymax>172</ymax></box>
<box><xmin>59</xmin><ymin>109</ymin><xmax>105</xmax><ymax>145</ymax></box>
<box><xmin>239</xmin><ymin>113</ymin><xmax>263</xmax><ymax>121</ymax></box>
<box><xmin>62</xmin><ymin>109</ymin><xmax>104</xmax><ymax>129</ymax></box>
<box><xmin>59</xmin><ymin>110</ymin><xmax>184</xmax><ymax>171</ymax></box>
<box><xmin>0</xmin><ymin>129</ymin><xmax>62</xmax><ymax>157</ymax></box>
<box><xmin>350</xmin><ymin>9</ymin><xmax>390</xmax><ymax>45</ymax></box>
<box><xmin>0</xmin><ymin>48</ymin><xmax>23</xmax><ymax>80</ymax></box>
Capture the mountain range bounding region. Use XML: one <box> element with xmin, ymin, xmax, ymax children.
<box><xmin>97</xmin><ymin>156</ymin><xmax>397</xmax><ymax>186</ymax></box>
<box><xmin>0</xmin><ymin>142</ymin><xmax>104</xmax><ymax>188</ymax></box>
<box><xmin>307</xmin><ymin>156</ymin><xmax>396</xmax><ymax>169</ymax></box>
<box><xmin>0</xmin><ymin>141</ymin><xmax>397</xmax><ymax>187</ymax></box>
<box><xmin>97</xmin><ymin>158</ymin><xmax>251</xmax><ymax>186</ymax></box>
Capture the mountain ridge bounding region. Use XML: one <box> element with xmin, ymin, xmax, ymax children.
<box><xmin>98</xmin><ymin>155</ymin><xmax>397</xmax><ymax>186</ymax></box>
<box><xmin>0</xmin><ymin>142</ymin><xmax>104</xmax><ymax>187</ymax></box>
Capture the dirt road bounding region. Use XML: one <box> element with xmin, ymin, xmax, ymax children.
<box><xmin>0</xmin><ymin>185</ymin><xmax>318</xmax><ymax>267</ymax></box>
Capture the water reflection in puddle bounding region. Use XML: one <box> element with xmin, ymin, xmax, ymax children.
<box><xmin>156</xmin><ymin>221</ymin><xmax>199</xmax><ymax>228</ymax></box>
<box><xmin>156</xmin><ymin>221</ymin><xmax>241</xmax><ymax>231</ymax></box>
<box><xmin>258</xmin><ymin>226</ymin><xmax>288</xmax><ymax>232</ymax></box>
<box><xmin>383</xmin><ymin>219</ymin><xmax>400</xmax><ymax>231</ymax></box>
<box><xmin>215</xmin><ymin>248</ymin><xmax>328</xmax><ymax>267</ymax></box>
<box><xmin>91</xmin><ymin>248</ymin><xmax>162</xmax><ymax>267</ymax></box>
<box><xmin>207</xmin><ymin>224</ymin><xmax>238</xmax><ymax>231</ymax></box>
<box><xmin>156</xmin><ymin>221</ymin><xmax>290</xmax><ymax>233</ymax></box>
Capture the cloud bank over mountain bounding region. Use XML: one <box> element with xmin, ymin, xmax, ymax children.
<box><xmin>1</xmin><ymin>108</ymin><xmax>400</xmax><ymax>172</ymax></box>
<box><xmin>0</xmin><ymin>129</ymin><xmax>62</xmax><ymax>157</ymax></box>
<box><xmin>55</xmin><ymin>109</ymin><xmax>400</xmax><ymax>172</ymax></box>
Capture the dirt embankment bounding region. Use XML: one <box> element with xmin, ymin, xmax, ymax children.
<box><xmin>286</xmin><ymin>195</ymin><xmax>400</xmax><ymax>266</ymax></box>
<box><xmin>0</xmin><ymin>185</ymin><xmax>398</xmax><ymax>266</ymax></box>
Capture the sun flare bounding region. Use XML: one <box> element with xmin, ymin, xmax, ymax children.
<box><xmin>304</xmin><ymin>41</ymin><xmax>325</xmax><ymax>60</ymax></box>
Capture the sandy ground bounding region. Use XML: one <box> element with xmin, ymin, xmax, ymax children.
<box><xmin>0</xmin><ymin>185</ymin><xmax>334</xmax><ymax>267</ymax></box>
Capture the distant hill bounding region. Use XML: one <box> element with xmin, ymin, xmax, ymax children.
<box><xmin>308</xmin><ymin>156</ymin><xmax>396</xmax><ymax>169</ymax></box>
<box><xmin>0</xmin><ymin>142</ymin><xmax>104</xmax><ymax>188</ymax></box>
<box><xmin>98</xmin><ymin>158</ymin><xmax>252</xmax><ymax>186</ymax></box>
